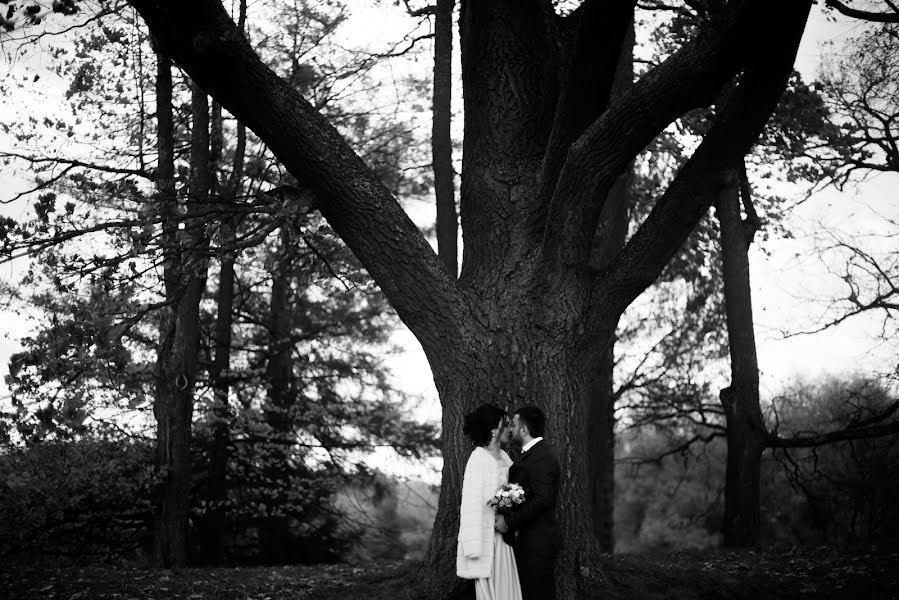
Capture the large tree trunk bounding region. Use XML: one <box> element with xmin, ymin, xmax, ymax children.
<box><xmin>131</xmin><ymin>0</ymin><xmax>811</xmax><ymax>594</ymax></box>
<box><xmin>421</xmin><ymin>319</ymin><xmax>616</xmax><ymax>599</ymax></box>
<box><xmin>153</xmin><ymin>67</ymin><xmax>212</xmax><ymax>567</ymax></box>
<box><xmin>716</xmin><ymin>164</ymin><xmax>766</xmax><ymax>547</ymax></box>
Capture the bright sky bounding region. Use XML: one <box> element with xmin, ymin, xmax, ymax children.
<box><xmin>1</xmin><ymin>3</ymin><xmax>896</xmax><ymax>435</ymax></box>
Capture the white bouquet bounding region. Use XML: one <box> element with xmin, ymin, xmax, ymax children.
<box><xmin>487</xmin><ymin>483</ymin><xmax>525</xmax><ymax>512</ymax></box>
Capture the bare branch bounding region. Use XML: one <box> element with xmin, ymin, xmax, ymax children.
<box><xmin>825</xmin><ymin>0</ymin><xmax>899</xmax><ymax>22</ymax></box>
<box><xmin>541</xmin><ymin>0</ymin><xmax>798</xmax><ymax>274</ymax></box>
<box><xmin>768</xmin><ymin>419</ymin><xmax>899</xmax><ymax>448</ymax></box>
<box><xmin>597</xmin><ymin>0</ymin><xmax>810</xmax><ymax>314</ymax></box>
<box><xmin>0</xmin><ymin>151</ymin><xmax>152</xmax><ymax>180</ymax></box>
<box><xmin>617</xmin><ymin>431</ymin><xmax>725</xmax><ymax>466</ymax></box>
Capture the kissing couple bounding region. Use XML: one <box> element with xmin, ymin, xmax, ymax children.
<box><xmin>456</xmin><ymin>404</ymin><xmax>562</xmax><ymax>600</ymax></box>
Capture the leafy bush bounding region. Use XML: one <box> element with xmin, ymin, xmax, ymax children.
<box><xmin>0</xmin><ymin>436</ymin><xmax>157</xmax><ymax>561</ymax></box>
<box><xmin>0</xmin><ymin>431</ymin><xmax>362</xmax><ymax>565</ymax></box>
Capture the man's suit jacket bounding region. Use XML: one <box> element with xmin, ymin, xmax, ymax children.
<box><xmin>504</xmin><ymin>440</ymin><xmax>561</xmax><ymax>554</ymax></box>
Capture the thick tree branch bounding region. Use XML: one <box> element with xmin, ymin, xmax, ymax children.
<box><xmin>0</xmin><ymin>151</ymin><xmax>151</xmax><ymax>179</ymax></box>
<box><xmin>456</xmin><ymin>0</ymin><xmax>558</xmax><ymax>283</ymax></box>
<box><xmin>532</xmin><ymin>0</ymin><xmax>636</xmax><ymax>230</ymax></box>
<box><xmin>598</xmin><ymin>0</ymin><xmax>811</xmax><ymax>313</ymax></box>
<box><xmin>432</xmin><ymin>0</ymin><xmax>457</xmax><ymax>278</ymax></box>
<box><xmin>127</xmin><ymin>0</ymin><xmax>465</xmax><ymax>351</ymax></box>
<box><xmin>617</xmin><ymin>431</ymin><xmax>726</xmax><ymax>466</ymax></box>
<box><xmin>541</xmin><ymin>0</ymin><xmax>794</xmax><ymax>272</ymax></box>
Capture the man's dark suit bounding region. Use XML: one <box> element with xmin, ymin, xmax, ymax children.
<box><xmin>505</xmin><ymin>440</ymin><xmax>561</xmax><ymax>600</ymax></box>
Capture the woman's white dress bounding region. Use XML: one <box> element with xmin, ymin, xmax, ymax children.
<box><xmin>457</xmin><ymin>447</ymin><xmax>523</xmax><ymax>600</ymax></box>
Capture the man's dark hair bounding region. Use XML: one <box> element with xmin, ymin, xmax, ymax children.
<box><xmin>514</xmin><ymin>406</ymin><xmax>545</xmax><ymax>438</ymax></box>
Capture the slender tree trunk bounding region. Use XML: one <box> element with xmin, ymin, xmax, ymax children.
<box><xmin>153</xmin><ymin>62</ymin><xmax>212</xmax><ymax>567</ymax></box>
<box><xmin>199</xmin><ymin>99</ymin><xmax>235</xmax><ymax>564</ymax></box>
<box><xmin>198</xmin><ymin>3</ymin><xmax>247</xmax><ymax>563</ymax></box>
<box><xmin>200</xmin><ymin>250</ymin><xmax>233</xmax><ymax>563</ymax></box>
<box><xmin>716</xmin><ymin>163</ymin><xmax>766</xmax><ymax>547</ymax></box>
<box><xmin>152</xmin><ymin>50</ymin><xmax>184</xmax><ymax>568</ymax></box>
<box><xmin>154</xmin><ymin>78</ymin><xmax>212</xmax><ymax>569</ymax></box>
<box><xmin>588</xmin><ymin>172</ymin><xmax>630</xmax><ymax>554</ymax></box>
<box><xmin>432</xmin><ymin>0</ymin><xmax>456</xmax><ymax>277</ymax></box>
<box><xmin>260</xmin><ymin>225</ymin><xmax>295</xmax><ymax>563</ymax></box>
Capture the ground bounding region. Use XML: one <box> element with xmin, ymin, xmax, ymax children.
<box><xmin>2</xmin><ymin>547</ymin><xmax>897</xmax><ymax>600</ymax></box>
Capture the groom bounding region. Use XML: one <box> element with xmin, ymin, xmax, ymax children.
<box><xmin>495</xmin><ymin>406</ymin><xmax>561</xmax><ymax>600</ymax></box>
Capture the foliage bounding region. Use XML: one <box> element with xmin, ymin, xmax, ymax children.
<box><xmin>335</xmin><ymin>474</ymin><xmax>438</xmax><ymax>561</ymax></box>
<box><xmin>0</xmin><ymin>435</ymin><xmax>157</xmax><ymax>560</ymax></box>
<box><xmin>0</xmin><ymin>431</ymin><xmax>374</xmax><ymax>565</ymax></box>
<box><xmin>766</xmin><ymin>375</ymin><xmax>899</xmax><ymax>545</ymax></box>
<box><xmin>0</xmin><ymin>0</ymin><xmax>440</xmax><ymax>566</ymax></box>
<box><xmin>614</xmin><ymin>373</ymin><xmax>899</xmax><ymax>552</ymax></box>
<box><xmin>813</xmin><ymin>23</ymin><xmax>899</xmax><ymax>188</ymax></box>
<box><xmin>615</xmin><ymin>429</ymin><xmax>725</xmax><ymax>554</ymax></box>
<box><xmin>4</xmin><ymin>275</ymin><xmax>153</xmax><ymax>443</ymax></box>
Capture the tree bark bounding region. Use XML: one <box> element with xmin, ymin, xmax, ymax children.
<box><xmin>432</xmin><ymin>0</ymin><xmax>457</xmax><ymax>278</ymax></box>
<box><xmin>153</xmin><ymin>62</ymin><xmax>212</xmax><ymax>567</ymax></box>
<box><xmin>715</xmin><ymin>164</ymin><xmax>766</xmax><ymax>547</ymax></box>
<box><xmin>588</xmin><ymin>340</ymin><xmax>617</xmax><ymax>554</ymax></box>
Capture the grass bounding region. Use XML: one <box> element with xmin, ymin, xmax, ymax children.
<box><xmin>2</xmin><ymin>547</ymin><xmax>897</xmax><ymax>600</ymax></box>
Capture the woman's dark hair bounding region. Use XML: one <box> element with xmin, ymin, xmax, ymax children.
<box><xmin>514</xmin><ymin>406</ymin><xmax>546</xmax><ymax>438</ymax></box>
<box><xmin>462</xmin><ymin>404</ymin><xmax>507</xmax><ymax>446</ymax></box>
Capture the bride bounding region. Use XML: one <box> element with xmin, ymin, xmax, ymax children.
<box><xmin>456</xmin><ymin>404</ymin><xmax>523</xmax><ymax>600</ymax></box>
